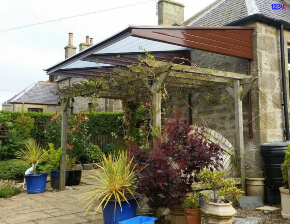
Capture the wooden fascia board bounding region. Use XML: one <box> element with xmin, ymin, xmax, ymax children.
<box><xmin>131</xmin><ymin>27</ymin><xmax>253</xmax><ymax>59</ymax></box>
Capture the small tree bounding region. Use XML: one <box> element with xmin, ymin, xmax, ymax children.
<box><xmin>197</xmin><ymin>169</ymin><xmax>244</xmax><ymax>203</ymax></box>
<box><xmin>15</xmin><ymin>138</ymin><xmax>45</xmax><ymax>175</ymax></box>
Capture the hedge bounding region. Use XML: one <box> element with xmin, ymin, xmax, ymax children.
<box><xmin>0</xmin><ymin>111</ymin><xmax>125</xmax><ymax>160</ymax></box>
<box><xmin>88</xmin><ymin>112</ymin><xmax>124</xmax><ymax>135</ymax></box>
<box><xmin>0</xmin><ymin>110</ymin><xmax>124</xmax><ymax>137</ymax></box>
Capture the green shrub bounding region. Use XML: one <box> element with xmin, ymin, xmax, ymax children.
<box><xmin>87</xmin><ymin>144</ymin><xmax>104</xmax><ymax>163</ymax></box>
<box><xmin>43</xmin><ymin>143</ymin><xmax>63</xmax><ymax>171</ymax></box>
<box><xmin>88</xmin><ymin>112</ymin><xmax>124</xmax><ymax>135</ymax></box>
<box><xmin>0</xmin><ymin>184</ymin><xmax>21</xmax><ymax>198</ymax></box>
<box><xmin>282</xmin><ymin>144</ymin><xmax>290</xmax><ymax>188</ymax></box>
<box><xmin>104</xmin><ymin>143</ymin><xmax>116</xmax><ymax>156</ymax></box>
<box><xmin>0</xmin><ymin>160</ymin><xmax>30</xmax><ymax>180</ymax></box>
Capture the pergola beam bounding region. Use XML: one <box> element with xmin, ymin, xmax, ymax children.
<box><xmin>145</xmin><ymin>60</ymin><xmax>253</xmax><ymax>81</ymax></box>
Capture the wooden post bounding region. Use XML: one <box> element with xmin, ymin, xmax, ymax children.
<box><xmin>60</xmin><ymin>99</ymin><xmax>68</xmax><ymax>191</ymax></box>
<box><xmin>188</xmin><ymin>94</ymin><xmax>193</xmax><ymax>125</ymax></box>
<box><xmin>234</xmin><ymin>80</ymin><xmax>246</xmax><ymax>191</ymax></box>
<box><xmin>151</xmin><ymin>72</ymin><xmax>169</xmax><ymax>148</ymax></box>
<box><xmin>152</xmin><ymin>91</ymin><xmax>162</xmax><ymax>131</ymax></box>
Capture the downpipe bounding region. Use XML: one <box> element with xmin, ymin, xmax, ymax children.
<box><xmin>280</xmin><ymin>24</ymin><xmax>289</xmax><ymax>140</ymax></box>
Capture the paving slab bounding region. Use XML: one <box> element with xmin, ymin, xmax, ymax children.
<box><xmin>256</xmin><ymin>206</ymin><xmax>281</xmax><ymax>212</ymax></box>
<box><xmin>238</xmin><ymin>196</ymin><xmax>263</xmax><ymax>209</ymax></box>
<box><xmin>0</xmin><ymin>170</ymin><xmax>103</xmax><ymax>224</ymax></box>
<box><xmin>2</xmin><ymin>211</ymin><xmax>52</xmax><ymax>224</ymax></box>
<box><xmin>233</xmin><ymin>216</ymin><xmax>262</xmax><ymax>224</ymax></box>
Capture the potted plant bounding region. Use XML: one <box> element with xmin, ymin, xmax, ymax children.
<box><xmin>197</xmin><ymin>170</ymin><xmax>244</xmax><ymax>224</ymax></box>
<box><xmin>15</xmin><ymin>138</ymin><xmax>47</xmax><ymax>194</ymax></box>
<box><xmin>43</xmin><ymin>143</ymin><xmax>68</xmax><ymax>190</ymax></box>
<box><xmin>182</xmin><ymin>193</ymin><xmax>201</xmax><ymax>224</ymax></box>
<box><xmin>66</xmin><ymin>156</ymin><xmax>81</xmax><ymax>186</ymax></box>
<box><xmin>280</xmin><ymin>143</ymin><xmax>290</xmax><ymax>219</ymax></box>
<box><xmin>82</xmin><ymin>151</ymin><xmax>141</xmax><ymax>224</ymax></box>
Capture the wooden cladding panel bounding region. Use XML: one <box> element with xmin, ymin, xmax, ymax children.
<box><xmin>131</xmin><ymin>27</ymin><xmax>253</xmax><ymax>59</ymax></box>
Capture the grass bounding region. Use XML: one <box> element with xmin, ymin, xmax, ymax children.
<box><xmin>0</xmin><ymin>185</ymin><xmax>21</xmax><ymax>198</ymax></box>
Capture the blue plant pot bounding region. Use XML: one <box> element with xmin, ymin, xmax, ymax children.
<box><xmin>25</xmin><ymin>173</ymin><xmax>47</xmax><ymax>194</ymax></box>
<box><xmin>102</xmin><ymin>197</ymin><xmax>138</xmax><ymax>224</ymax></box>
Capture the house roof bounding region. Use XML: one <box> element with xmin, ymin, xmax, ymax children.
<box><xmin>184</xmin><ymin>0</ymin><xmax>290</xmax><ymax>27</ymax></box>
<box><xmin>45</xmin><ymin>26</ymin><xmax>254</xmax><ymax>76</ymax></box>
<box><xmin>3</xmin><ymin>81</ymin><xmax>58</xmax><ymax>105</ymax></box>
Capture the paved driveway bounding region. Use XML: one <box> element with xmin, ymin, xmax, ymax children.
<box><xmin>0</xmin><ymin>170</ymin><xmax>103</xmax><ymax>224</ymax></box>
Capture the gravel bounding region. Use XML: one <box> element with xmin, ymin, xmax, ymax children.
<box><xmin>235</xmin><ymin>207</ymin><xmax>290</xmax><ymax>224</ymax></box>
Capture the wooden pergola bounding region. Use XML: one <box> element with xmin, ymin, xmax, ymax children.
<box><xmin>46</xmin><ymin>26</ymin><xmax>255</xmax><ymax>191</ymax></box>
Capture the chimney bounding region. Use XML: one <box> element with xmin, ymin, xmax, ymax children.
<box><xmin>90</xmin><ymin>38</ymin><xmax>93</xmax><ymax>44</ymax></box>
<box><xmin>64</xmin><ymin>33</ymin><xmax>77</xmax><ymax>59</ymax></box>
<box><xmin>79</xmin><ymin>35</ymin><xmax>92</xmax><ymax>51</ymax></box>
<box><xmin>158</xmin><ymin>0</ymin><xmax>184</xmax><ymax>25</ymax></box>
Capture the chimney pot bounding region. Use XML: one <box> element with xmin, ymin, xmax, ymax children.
<box><xmin>68</xmin><ymin>33</ymin><xmax>73</xmax><ymax>46</ymax></box>
<box><xmin>86</xmin><ymin>35</ymin><xmax>89</xmax><ymax>43</ymax></box>
<box><xmin>90</xmin><ymin>38</ymin><xmax>93</xmax><ymax>44</ymax></box>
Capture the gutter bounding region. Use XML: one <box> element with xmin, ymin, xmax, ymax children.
<box><xmin>228</xmin><ymin>14</ymin><xmax>290</xmax><ymax>140</ymax></box>
<box><xmin>226</xmin><ymin>14</ymin><xmax>290</xmax><ymax>29</ymax></box>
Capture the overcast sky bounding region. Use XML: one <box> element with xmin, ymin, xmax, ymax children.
<box><xmin>0</xmin><ymin>0</ymin><xmax>216</xmax><ymax>109</ymax></box>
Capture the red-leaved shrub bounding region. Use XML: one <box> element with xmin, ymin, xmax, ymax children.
<box><xmin>129</xmin><ymin>110</ymin><xmax>223</xmax><ymax>208</ymax></box>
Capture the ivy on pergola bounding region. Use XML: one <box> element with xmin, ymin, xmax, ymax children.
<box><xmin>55</xmin><ymin>58</ymin><xmax>255</xmax><ymax>192</ymax></box>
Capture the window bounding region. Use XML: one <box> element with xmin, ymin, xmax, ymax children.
<box><xmin>28</xmin><ymin>108</ymin><xmax>43</xmax><ymax>113</ymax></box>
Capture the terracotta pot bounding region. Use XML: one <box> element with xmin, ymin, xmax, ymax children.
<box><xmin>201</xmin><ymin>201</ymin><xmax>236</xmax><ymax>224</ymax></box>
<box><xmin>170</xmin><ymin>205</ymin><xmax>185</xmax><ymax>224</ymax></box>
<box><xmin>184</xmin><ymin>208</ymin><xmax>201</xmax><ymax>224</ymax></box>
<box><xmin>246</xmin><ymin>178</ymin><xmax>265</xmax><ymax>202</ymax></box>
<box><xmin>280</xmin><ymin>186</ymin><xmax>290</xmax><ymax>219</ymax></box>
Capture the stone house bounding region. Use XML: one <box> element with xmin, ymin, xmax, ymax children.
<box><xmin>2</xmin><ymin>81</ymin><xmax>58</xmax><ymax>113</ymax></box>
<box><xmin>46</xmin><ymin>0</ymin><xmax>290</xmax><ymax>181</ymax></box>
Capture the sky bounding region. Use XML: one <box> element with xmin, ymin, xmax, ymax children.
<box><xmin>0</xmin><ymin>0</ymin><xmax>216</xmax><ymax>109</ymax></box>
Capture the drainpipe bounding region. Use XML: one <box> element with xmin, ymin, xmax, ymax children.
<box><xmin>247</xmin><ymin>61</ymin><xmax>253</xmax><ymax>139</ymax></box>
<box><xmin>280</xmin><ymin>24</ymin><xmax>289</xmax><ymax>140</ymax></box>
